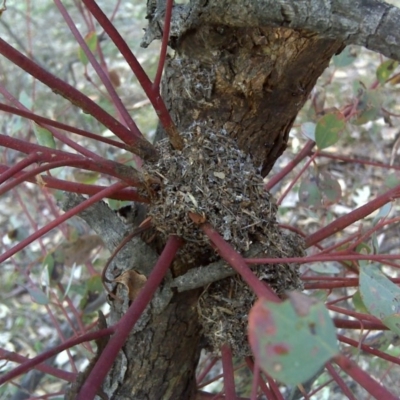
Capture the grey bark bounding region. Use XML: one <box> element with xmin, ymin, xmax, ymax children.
<box><xmin>144</xmin><ymin>0</ymin><xmax>400</xmax><ymax>63</ymax></box>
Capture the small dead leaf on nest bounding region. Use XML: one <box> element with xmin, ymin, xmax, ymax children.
<box><xmin>113</xmin><ymin>270</ymin><xmax>147</xmax><ymax>301</ymax></box>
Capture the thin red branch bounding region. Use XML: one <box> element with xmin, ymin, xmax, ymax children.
<box><xmin>333</xmin><ymin>318</ymin><xmax>387</xmax><ymax>330</ymax></box>
<box><xmin>325</xmin><ymin>362</ymin><xmax>357</xmax><ymax>400</ymax></box>
<box><xmin>0</xmin><ymin>38</ymin><xmax>157</xmax><ymax>161</ymax></box>
<box><xmin>54</xmin><ymin>0</ymin><xmax>142</xmax><ymax>137</ymax></box>
<box><xmin>192</xmin><ymin>217</ymin><xmax>280</xmax><ymax>302</ymax></box>
<box><xmin>305</xmin><ymin>185</ymin><xmax>400</xmax><ymax>248</ymax></box>
<box><xmin>0</xmin><ymin>181</ymin><xmax>128</xmax><ymax>264</ymax></box>
<box><xmin>0</xmin><ymin>134</ymin><xmax>145</xmax><ymax>187</ymax></box>
<box><xmin>153</xmin><ymin>0</ymin><xmax>173</xmax><ymax>91</ymax></box>
<box><xmin>0</xmin><ymin>348</ymin><xmax>75</xmax><ymax>382</ymax></box>
<box><xmin>76</xmin><ymin>235</ymin><xmax>183</xmax><ymax>400</ymax></box>
<box><xmin>81</xmin><ymin>0</ymin><xmax>184</xmax><ymax>151</ymax></box>
<box><xmin>0</xmin><ymin>167</ymin><xmax>147</xmax><ymax>202</ymax></box>
<box><xmin>221</xmin><ymin>344</ymin><xmax>236</xmax><ymax>399</ymax></box>
<box><xmin>197</xmin><ymin>356</ymin><xmax>219</xmax><ymax>384</ymax></box>
<box><xmin>0</xmin><ymin>151</ymin><xmax>39</xmax><ymax>185</ymax></box>
<box><xmin>0</xmin><ymin>326</ymin><xmax>114</xmax><ymax>386</ymax></box>
<box><xmin>0</xmin><ymin>102</ymin><xmax>128</xmax><ymax>151</ymax></box>
<box><xmin>265</xmin><ymin>140</ymin><xmax>315</xmax><ymax>190</ymax></box>
<box><xmin>334</xmin><ymin>354</ymin><xmax>398</xmax><ymax>400</ymax></box>
<box><xmin>338</xmin><ymin>334</ymin><xmax>400</xmax><ymax>366</ymax></box>
<box><xmin>277</xmin><ymin>150</ymin><xmax>317</xmax><ymax>206</ymax></box>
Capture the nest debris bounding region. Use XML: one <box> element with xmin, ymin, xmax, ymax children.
<box><xmin>143</xmin><ymin>124</ymin><xmax>304</xmax><ymax>356</ymax></box>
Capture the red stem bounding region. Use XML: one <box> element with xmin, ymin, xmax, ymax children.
<box><xmin>0</xmin><ymin>327</ymin><xmax>114</xmax><ymax>386</ymax></box>
<box><xmin>0</xmin><ymin>164</ymin><xmax>147</xmax><ymax>201</ymax></box>
<box><xmin>0</xmin><ymin>38</ymin><xmax>156</xmax><ymax>161</ymax></box>
<box><xmin>0</xmin><ymin>134</ymin><xmax>145</xmax><ymax>186</ymax></box>
<box><xmin>338</xmin><ymin>334</ymin><xmax>400</xmax><ymax>365</ymax></box>
<box><xmin>334</xmin><ymin>354</ymin><xmax>398</xmax><ymax>400</ymax></box>
<box><xmin>0</xmin><ymin>348</ymin><xmax>75</xmax><ymax>382</ymax></box>
<box><xmin>153</xmin><ymin>0</ymin><xmax>173</xmax><ymax>91</ymax></box>
<box><xmin>325</xmin><ymin>362</ymin><xmax>357</xmax><ymax>400</ymax></box>
<box><xmin>0</xmin><ymin>102</ymin><xmax>128</xmax><ymax>151</ymax></box>
<box><xmin>0</xmin><ymin>152</ymin><xmax>39</xmax><ymax>185</ymax></box>
<box><xmin>54</xmin><ymin>0</ymin><xmax>142</xmax><ymax>138</ymax></box>
<box><xmin>265</xmin><ymin>140</ymin><xmax>315</xmax><ymax>190</ymax></box>
<box><xmin>196</xmin><ymin>220</ymin><xmax>280</xmax><ymax>302</ymax></box>
<box><xmin>0</xmin><ymin>181</ymin><xmax>128</xmax><ymax>264</ymax></box>
<box><xmin>305</xmin><ymin>185</ymin><xmax>400</xmax><ymax>248</ymax></box>
<box><xmin>76</xmin><ymin>235</ymin><xmax>183</xmax><ymax>400</ymax></box>
<box><xmin>221</xmin><ymin>344</ymin><xmax>236</xmax><ymax>399</ymax></box>
<box><xmin>81</xmin><ymin>0</ymin><xmax>184</xmax><ymax>150</ymax></box>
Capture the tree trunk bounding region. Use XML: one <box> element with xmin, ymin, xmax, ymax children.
<box><xmin>159</xmin><ymin>25</ymin><xmax>343</xmax><ymax>176</ymax></box>
<box><xmin>67</xmin><ymin>2</ymin><xmax>348</xmax><ymax>398</ymax></box>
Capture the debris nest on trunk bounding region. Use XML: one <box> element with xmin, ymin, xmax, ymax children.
<box><xmin>143</xmin><ymin>123</ymin><xmax>304</xmax><ymax>356</ymax></box>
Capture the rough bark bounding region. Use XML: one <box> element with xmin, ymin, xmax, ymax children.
<box><xmin>157</xmin><ymin>25</ymin><xmax>343</xmax><ymax>176</ymax></box>
<box><xmin>145</xmin><ymin>0</ymin><xmax>400</xmax><ymax>64</ymax></box>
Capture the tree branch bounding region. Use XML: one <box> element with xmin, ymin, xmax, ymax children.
<box><xmin>144</xmin><ymin>0</ymin><xmax>400</xmax><ymax>62</ymax></box>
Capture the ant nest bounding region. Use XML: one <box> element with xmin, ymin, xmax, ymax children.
<box><xmin>145</xmin><ymin>124</ymin><xmax>304</xmax><ymax>356</ymax></box>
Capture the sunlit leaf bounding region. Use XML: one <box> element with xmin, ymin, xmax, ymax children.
<box><xmin>315</xmin><ymin>112</ymin><xmax>345</xmax><ymax>150</ymax></box>
<box><xmin>72</xmin><ymin>170</ymin><xmax>100</xmax><ymax>184</ymax></box>
<box><xmin>248</xmin><ymin>293</ymin><xmax>338</xmax><ymax>386</ymax></box>
<box><xmin>376</xmin><ymin>60</ymin><xmax>399</xmax><ymax>85</ymax></box>
<box><xmin>33</xmin><ymin>124</ymin><xmax>56</xmax><ymax>148</ymax></box>
<box><xmin>78</xmin><ymin>31</ymin><xmax>98</xmax><ymax>66</ymax></box>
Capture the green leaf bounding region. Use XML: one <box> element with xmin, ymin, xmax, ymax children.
<box><xmin>385</xmin><ymin>173</ymin><xmax>400</xmax><ymax>189</ymax></box>
<box><xmin>248</xmin><ymin>292</ymin><xmax>338</xmax><ymax>386</ymax></box>
<box><xmin>33</xmin><ymin>124</ymin><xmax>56</xmax><ymax>148</ymax></box>
<box><xmin>315</xmin><ymin>112</ymin><xmax>345</xmax><ymax>150</ymax></box>
<box><xmin>352</xmin><ymin>290</ymin><xmax>369</xmax><ymax>314</ymax></box>
<box><xmin>376</xmin><ymin>60</ymin><xmax>399</xmax><ymax>85</ymax></box>
<box><xmin>360</xmin><ymin>265</ymin><xmax>400</xmax><ymax>335</ymax></box>
<box><xmin>301</xmin><ymin>122</ymin><xmax>316</xmax><ymax>141</ymax></box>
<box><xmin>372</xmin><ymin>203</ymin><xmax>391</xmax><ymax>226</ymax></box>
<box><xmin>27</xmin><ymin>286</ymin><xmax>49</xmax><ymax>305</ymax></box>
<box><xmin>352</xmin><ymin>82</ymin><xmax>383</xmax><ymax>125</ymax></box>
<box><xmin>298</xmin><ymin>176</ymin><xmax>322</xmax><ymax>207</ymax></box>
<box><xmin>79</xmin><ymin>275</ymin><xmax>103</xmax><ymax>310</ymax></box>
<box><xmin>333</xmin><ymin>46</ymin><xmax>357</xmax><ymax>68</ymax></box>
<box><xmin>309</xmin><ymin>262</ymin><xmax>340</xmax><ymax>275</ymax></box>
<box><xmin>78</xmin><ymin>31</ymin><xmax>98</xmax><ymax>66</ymax></box>
<box><xmin>72</xmin><ymin>170</ymin><xmax>100</xmax><ymax>184</ymax></box>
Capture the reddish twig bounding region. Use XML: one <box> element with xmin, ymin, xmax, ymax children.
<box><xmin>76</xmin><ymin>235</ymin><xmax>183</xmax><ymax>400</ymax></box>
<box><xmin>81</xmin><ymin>0</ymin><xmax>184</xmax><ymax>151</ymax></box>
<box><xmin>189</xmin><ymin>215</ymin><xmax>280</xmax><ymax>302</ymax></box>
<box><xmin>221</xmin><ymin>344</ymin><xmax>236</xmax><ymax>399</ymax></box>
<box><xmin>0</xmin><ymin>38</ymin><xmax>157</xmax><ymax>160</ymax></box>
<box><xmin>333</xmin><ymin>354</ymin><xmax>398</xmax><ymax>400</ymax></box>
<box><xmin>0</xmin><ymin>181</ymin><xmax>128</xmax><ymax>264</ymax></box>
